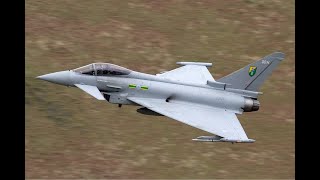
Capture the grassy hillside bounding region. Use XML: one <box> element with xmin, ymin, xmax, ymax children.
<box><xmin>26</xmin><ymin>0</ymin><xmax>295</xmax><ymax>178</ymax></box>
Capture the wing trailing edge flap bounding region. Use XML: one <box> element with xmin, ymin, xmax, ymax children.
<box><xmin>128</xmin><ymin>97</ymin><xmax>254</xmax><ymax>142</ymax></box>
<box><xmin>74</xmin><ymin>84</ymin><xmax>105</xmax><ymax>100</ymax></box>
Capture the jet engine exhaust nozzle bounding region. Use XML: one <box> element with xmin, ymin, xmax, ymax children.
<box><xmin>242</xmin><ymin>98</ymin><xmax>260</xmax><ymax>112</ymax></box>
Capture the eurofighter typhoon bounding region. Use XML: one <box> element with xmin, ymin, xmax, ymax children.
<box><xmin>37</xmin><ymin>52</ymin><xmax>285</xmax><ymax>143</ymax></box>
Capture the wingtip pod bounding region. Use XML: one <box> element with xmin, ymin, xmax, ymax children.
<box><xmin>220</xmin><ymin>138</ymin><xmax>255</xmax><ymax>143</ymax></box>
<box><xmin>192</xmin><ymin>135</ymin><xmax>222</xmax><ymax>142</ymax></box>
<box><xmin>192</xmin><ymin>136</ymin><xmax>255</xmax><ymax>143</ymax></box>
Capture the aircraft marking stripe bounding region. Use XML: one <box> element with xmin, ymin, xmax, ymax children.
<box><xmin>140</xmin><ymin>86</ymin><xmax>149</xmax><ymax>90</ymax></box>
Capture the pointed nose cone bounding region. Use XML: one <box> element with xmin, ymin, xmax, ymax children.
<box><xmin>37</xmin><ymin>70</ymin><xmax>72</xmax><ymax>86</ymax></box>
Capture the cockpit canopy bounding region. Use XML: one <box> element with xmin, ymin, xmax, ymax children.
<box><xmin>72</xmin><ymin>63</ymin><xmax>131</xmax><ymax>76</ymax></box>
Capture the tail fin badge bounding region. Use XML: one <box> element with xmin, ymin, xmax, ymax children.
<box><xmin>248</xmin><ymin>66</ymin><xmax>257</xmax><ymax>77</ymax></box>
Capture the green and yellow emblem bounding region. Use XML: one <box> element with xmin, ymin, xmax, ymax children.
<box><xmin>248</xmin><ymin>66</ymin><xmax>257</xmax><ymax>77</ymax></box>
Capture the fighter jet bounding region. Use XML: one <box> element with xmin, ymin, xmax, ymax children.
<box><xmin>37</xmin><ymin>52</ymin><xmax>285</xmax><ymax>143</ymax></box>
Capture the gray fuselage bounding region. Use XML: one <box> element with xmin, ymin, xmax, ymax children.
<box><xmin>70</xmin><ymin>71</ymin><xmax>252</xmax><ymax>114</ymax></box>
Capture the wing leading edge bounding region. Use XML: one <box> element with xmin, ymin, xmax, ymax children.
<box><xmin>128</xmin><ymin>97</ymin><xmax>254</xmax><ymax>143</ymax></box>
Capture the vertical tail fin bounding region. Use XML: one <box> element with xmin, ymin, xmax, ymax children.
<box><xmin>217</xmin><ymin>52</ymin><xmax>285</xmax><ymax>91</ymax></box>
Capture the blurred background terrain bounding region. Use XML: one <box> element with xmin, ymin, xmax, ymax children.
<box><xmin>26</xmin><ymin>0</ymin><xmax>294</xmax><ymax>179</ymax></box>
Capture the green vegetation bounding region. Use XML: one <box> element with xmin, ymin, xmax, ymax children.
<box><xmin>26</xmin><ymin>0</ymin><xmax>294</xmax><ymax>178</ymax></box>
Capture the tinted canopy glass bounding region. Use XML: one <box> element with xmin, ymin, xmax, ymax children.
<box><xmin>73</xmin><ymin>64</ymin><xmax>95</xmax><ymax>75</ymax></box>
<box><xmin>94</xmin><ymin>63</ymin><xmax>131</xmax><ymax>76</ymax></box>
<box><xmin>73</xmin><ymin>63</ymin><xmax>131</xmax><ymax>76</ymax></box>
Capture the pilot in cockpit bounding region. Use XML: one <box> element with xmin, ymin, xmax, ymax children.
<box><xmin>72</xmin><ymin>63</ymin><xmax>131</xmax><ymax>76</ymax></box>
